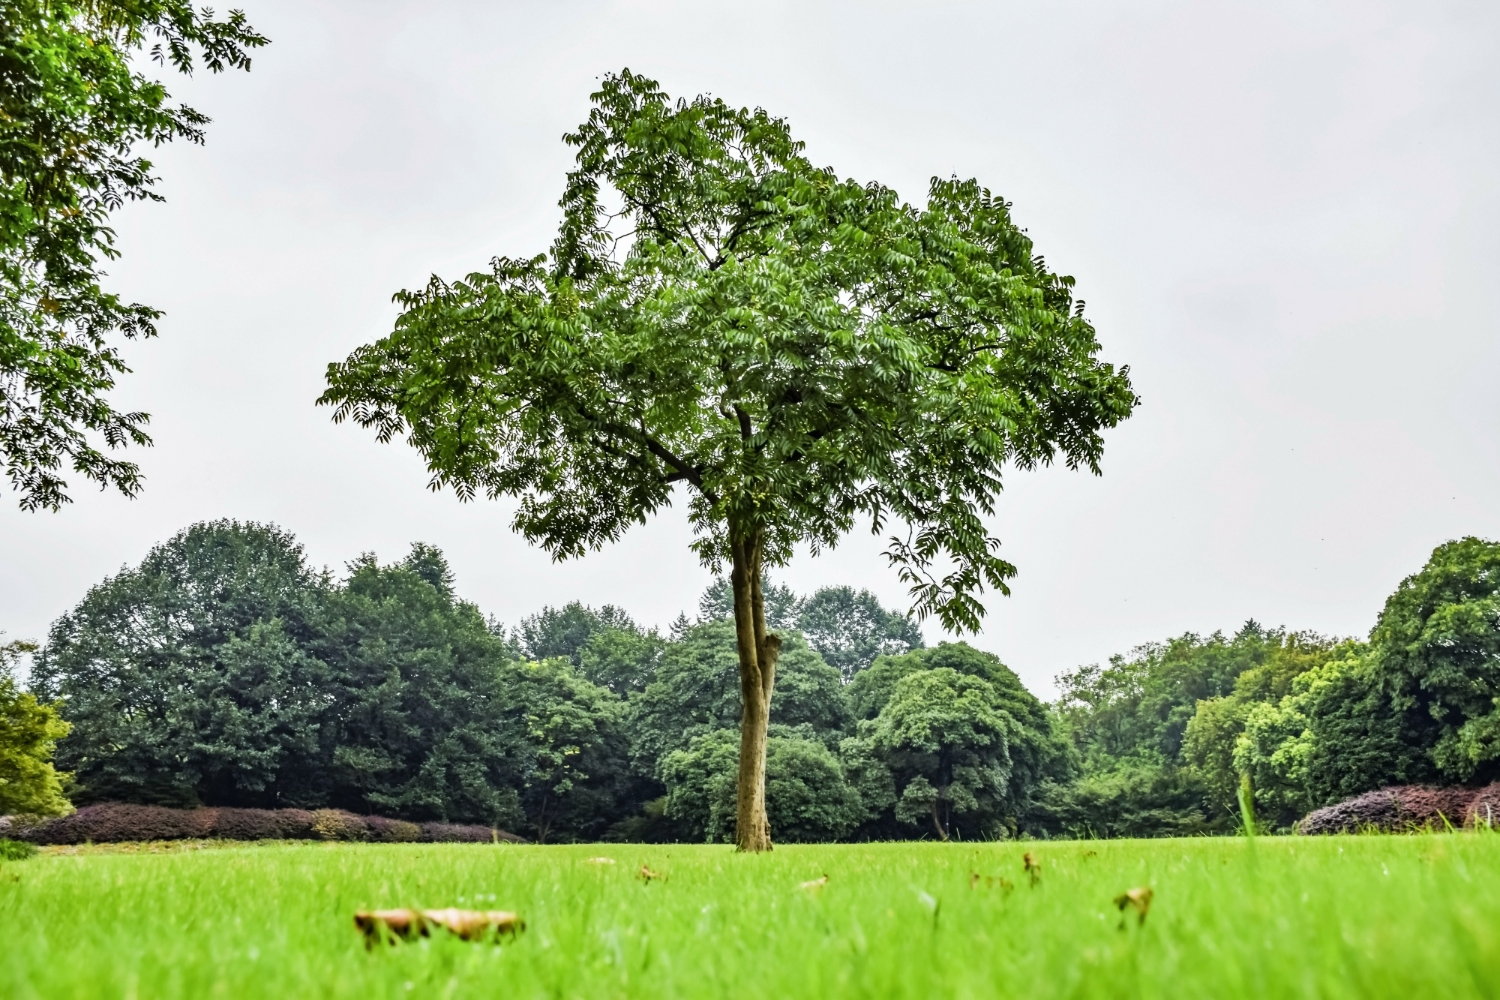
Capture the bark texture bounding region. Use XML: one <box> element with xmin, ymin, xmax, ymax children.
<box><xmin>730</xmin><ymin>532</ymin><xmax>780</xmax><ymax>852</ymax></box>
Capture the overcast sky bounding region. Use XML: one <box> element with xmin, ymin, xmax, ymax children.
<box><xmin>3</xmin><ymin>0</ymin><xmax>1496</xmax><ymax>695</ymax></box>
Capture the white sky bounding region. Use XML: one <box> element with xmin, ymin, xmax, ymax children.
<box><xmin>3</xmin><ymin>0</ymin><xmax>1496</xmax><ymax>697</ymax></box>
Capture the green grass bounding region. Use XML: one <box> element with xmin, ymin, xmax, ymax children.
<box><xmin>2</xmin><ymin>835</ymin><xmax>1497</xmax><ymax>999</ymax></box>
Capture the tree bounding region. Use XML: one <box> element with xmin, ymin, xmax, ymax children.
<box><xmin>33</xmin><ymin>520</ymin><xmax>330</xmax><ymax>807</ymax></box>
<box><xmin>697</xmin><ymin>576</ymin><xmax>801</xmax><ymax>630</ymax></box>
<box><xmin>0</xmin><ymin>0</ymin><xmax>265</xmax><ymax>509</ymax></box>
<box><xmin>320</xmin><ymin>70</ymin><xmax>1137</xmax><ymax>850</ymax></box>
<box><xmin>627</xmin><ymin>619</ymin><xmax>849</xmax><ymax>778</ymax></box>
<box><xmin>519</xmin><ymin>601</ymin><xmax>636</xmax><ymax>665</ymax></box>
<box><xmin>316</xmin><ymin>545</ymin><xmax>530</xmax><ymax>827</ymax></box>
<box><xmin>577</xmin><ymin>624</ymin><xmax>664</xmax><ymax>696</ymax></box>
<box><xmin>1180</xmin><ymin>631</ymin><xmax>1342</xmax><ymax>818</ymax></box>
<box><xmin>0</xmin><ymin>636</ymin><xmax>72</xmax><ymax>815</ymax></box>
<box><xmin>661</xmin><ymin>727</ymin><xmax>866</xmax><ymax>843</ymax></box>
<box><xmin>864</xmin><ymin>667</ymin><xmax>1018</xmax><ymax>840</ymax></box>
<box><xmin>796</xmin><ymin>586</ymin><xmax>923</xmax><ymax>681</ymax></box>
<box><xmin>1368</xmin><ymin>537</ymin><xmax>1500</xmax><ymax>782</ymax></box>
<box><xmin>504</xmin><ymin>657</ymin><xmax>634</xmax><ymax>841</ymax></box>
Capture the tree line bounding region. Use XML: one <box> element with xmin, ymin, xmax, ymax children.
<box><xmin>18</xmin><ymin>520</ymin><xmax>1063</xmax><ymax>842</ymax></box>
<box><xmin>7</xmin><ymin>521</ymin><xmax>1495</xmax><ymax>841</ymax></box>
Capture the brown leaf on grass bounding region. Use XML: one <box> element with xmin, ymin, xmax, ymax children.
<box><xmin>1113</xmin><ymin>886</ymin><xmax>1154</xmax><ymax>925</ymax></box>
<box><xmin>799</xmin><ymin>875</ymin><xmax>828</xmax><ymax>891</ymax></box>
<box><xmin>353</xmin><ymin>908</ymin><xmax>524</xmax><ymax>947</ymax></box>
<box><xmin>638</xmin><ymin>865</ymin><xmax>662</xmax><ymax>882</ymax></box>
<box><xmin>968</xmin><ymin>871</ymin><xmax>1014</xmax><ymax>894</ymax></box>
<box><xmin>1023</xmin><ymin>852</ymin><xmax>1042</xmax><ymax>886</ymax></box>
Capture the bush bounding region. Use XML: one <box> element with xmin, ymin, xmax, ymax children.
<box><xmin>0</xmin><ymin>838</ymin><xmax>37</xmax><ymax>860</ymax></box>
<box><xmin>365</xmin><ymin>815</ymin><xmax>423</xmax><ymax>842</ymax></box>
<box><xmin>309</xmin><ymin>809</ymin><xmax>369</xmax><ymax>841</ymax></box>
<box><xmin>214</xmin><ymin>808</ymin><xmax>315</xmax><ymax>840</ymax></box>
<box><xmin>421</xmin><ymin>821</ymin><xmax>521</xmax><ymax>844</ymax></box>
<box><xmin>16</xmin><ymin>803</ymin><xmax>217</xmax><ymax>843</ymax></box>
<box><xmin>1298</xmin><ymin>783</ymin><xmax>1500</xmax><ymax>834</ymax></box>
<box><xmin>9</xmin><ymin>802</ymin><xmax>525</xmax><ymax>844</ymax></box>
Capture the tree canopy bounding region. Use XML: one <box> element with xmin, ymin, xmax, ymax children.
<box><xmin>321</xmin><ymin>69</ymin><xmax>1136</xmax><ymax>850</ymax></box>
<box><xmin>0</xmin><ymin>0</ymin><xmax>265</xmax><ymax>509</ymax></box>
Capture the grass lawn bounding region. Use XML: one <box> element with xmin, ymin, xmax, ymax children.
<box><xmin>2</xmin><ymin>835</ymin><xmax>1497</xmax><ymax>999</ymax></box>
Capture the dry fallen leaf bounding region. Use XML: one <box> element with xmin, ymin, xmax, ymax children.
<box><xmin>969</xmin><ymin>871</ymin><xmax>1015</xmax><ymax>894</ymax></box>
<box><xmin>639</xmin><ymin>865</ymin><xmax>662</xmax><ymax>882</ymax></box>
<box><xmin>799</xmin><ymin>875</ymin><xmax>828</xmax><ymax>891</ymax></box>
<box><xmin>353</xmin><ymin>908</ymin><xmax>523</xmax><ymax>946</ymax></box>
<box><xmin>1113</xmin><ymin>886</ymin><xmax>1154</xmax><ymax>925</ymax></box>
<box><xmin>587</xmin><ymin>857</ymin><xmax>616</xmax><ymax>865</ymax></box>
<box><xmin>1023</xmin><ymin>852</ymin><xmax>1042</xmax><ymax>886</ymax></box>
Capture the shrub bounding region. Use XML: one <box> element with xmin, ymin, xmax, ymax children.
<box><xmin>309</xmin><ymin>809</ymin><xmax>370</xmax><ymax>841</ymax></box>
<box><xmin>17</xmin><ymin>803</ymin><xmax>216</xmax><ymax>844</ymax></box>
<box><xmin>365</xmin><ymin>815</ymin><xmax>422</xmax><ymax>842</ymax></box>
<box><xmin>1298</xmin><ymin>783</ymin><xmax>1500</xmax><ymax>834</ymax></box>
<box><xmin>214</xmin><ymin>807</ymin><xmax>315</xmax><ymax>840</ymax></box>
<box><xmin>421</xmin><ymin>822</ymin><xmax>521</xmax><ymax>843</ymax></box>
<box><xmin>0</xmin><ymin>838</ymin><xmax>37</xmax><ymax>860</ymax></box>
<box><xmin>8</xmin><ymin>802</ymin><xmax>525</xmax><ymax>844</ymax></box>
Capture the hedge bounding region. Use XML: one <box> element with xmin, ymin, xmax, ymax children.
<box><xmin>3</xmin><ymin>803</ymin><xmax>526</xmax><ymax>845</ymax></box>
<box><xmin>1298</xmin><ymin>783</ymin><xmax>1500</xmax><ymax>834</ymax></box>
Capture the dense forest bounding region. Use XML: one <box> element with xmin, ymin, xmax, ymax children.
<box><xmin>9</xmin><ymin>521</ymin><xmax>1499</xmax><ymax>841</ymax></box>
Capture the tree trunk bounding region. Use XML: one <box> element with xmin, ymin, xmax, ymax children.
<box><xmin>730</xmin><ymin>531</ymin><xmax>779</xmax><ymax>853</ymax></box>
<box><xmin>930</xmin><ymin>798</ymin><xmax>949</xmax><ymax>841</ymax></box>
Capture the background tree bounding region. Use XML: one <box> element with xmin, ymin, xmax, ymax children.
<box><xmin>316</xmin><ymin>545</ymin><xmax>530</xmax><ymax>828</ymax></box>
<box><xmin>33</xmin><ymin>520</ymin><xmax>329</xmax><ymax>807</ymax></box>
<box><xmin>0</xmin><ymin>0</ymin><xmax>265</xmax><ymax>509</ymax></box>
<box><xmin>519</xmin><ymin>601</ymin><xmax>634</xmax><ymax>664</ymax></box>
<box><xmin>661</xmin><ymin>727</ymin><xmax>866</xmax><ymax>843</ymax></box>
<box><xmin>0</xmin><ymin>636</ymin><xmax>71</xmax><ymax>815</ymax></box>
<box><xmin>320</xmin><ymin>70</ymin><xmax>1137</xmax><ymax>850</ymax></box>
<box><xmin>796</xmin><ymin>586</ymin><xmax>923</xmax><ymax>681</ymax></box>
<box><xmin>505</xmin><ymin>658</ymin><xmax>634</xmax><ymax>841</ymax></box>
<box><xmin>1369</xmin><ymin>537</ymin><xmax>1500</xmax><ymax>783</ymax></box>
<box><xmin>627</xmin><ymin>620</ymin><xmax>848</xmax><ymax>779</ymax></box>
<box><xmin>864</xmin><ymin>668</ymin><xmax>1017</xmax><ymax>840</ymax></box>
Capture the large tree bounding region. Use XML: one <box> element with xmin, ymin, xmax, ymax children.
<box><xmin>320</xmin><ymin>70</ymin><xmax>1136</xmax><ymax>850</ymax></box>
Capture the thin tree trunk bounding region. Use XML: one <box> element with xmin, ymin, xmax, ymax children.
<box><xmin>731</xmin><ymin>530</ymin><xmax>779</xmax><ymax>853</ymax></box>
<box><xmin>931</xmin><ymin>798</ymin><xmax>949</xmax><ymax>841</ymax></box>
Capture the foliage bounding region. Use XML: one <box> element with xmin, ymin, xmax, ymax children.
<box><xmin>697</xmin><ymin>576</ymin><xmax>801</xmax><ymax>630</ymax></box>
<box><xmin>316</xmin><ymin>547</ymin><xmax>529</xmax><ymax>827</ymax></box>
<box><xmin>859</xmin><ymin>667</ymin><xmax>1025</xmax><ymax>840</ymax></box>
<box><xmin>319</xmin><ymin>67</ymin><xmax>1135</xmax><ymax>630</ymax></box>
<box><xmin>1297</xmin><ymin>783</ymin><xmax>1500</xmax><ymax>834</ymax></box>
<box><xmin>505</xmin><ymin>658</ymin><xmax>636</xmax><ymax>842</ymax></box>
<box><xmin>660</xmin><ymin>727</ymin><xmax>866</xmax><ymax>843</ymax></box>
<box><xmin>795</xmin><ymin>586</ymin><xmax>924</xmax><ymax>681</ymax></box>
<box><xmin>1029</xmin><ymin>765</ymin><xmax>1211</xmax><ymax>838</ymax></box>
<box><xmin>34</xmin><ymin>522</ymin><xmax>536</xmax><ymax>829</ymax></box>
<box><xmin>0</xmin><ymin>836</ymin><xmax>36</xmax><ymax>859</ymax></box>
<box><xmin>0</xmin><ymin>635</ymin><xmax>71</xmax><ymax>815</ymax></box>
<box><xmin>697</xmin><ymin>579</ymin><xmax>923</xmax><ymax>679</ymax></box>
<box><xmin>0</xmin><ymin>0</ymin><xmax>265</xmax><ymax>509</ymax></box>
<box><xmin>1178</xmin><ymin>631</ymin><xmax>1343</xmax><ymax>823</ymax></box>
<box><xmin>320</xmin><ymin>69</ymin><xmax>1135</xmax><ymax>849</ymax></box>
<box><xmin>577</xmin><ymin>624</ymin><xmax>664</xmax><ymax>696</ymax></box>
<box><xmin>1368</xmin><ymin>537</ymin><xmax>1500</xmax><ymax>782</ymax></box>
<box><xmin>519</xmin><ymin>602</ymin><xmax>634</xmax><ymax>665</ymax></box>
<box><xmin>627</xmin><ymin>620</ymin><xmax>849</xmax><ymax>774</ymax></box>
<box><xmin>33</xmin><ymin>520</ymin><xmax>336</xmax><ymax>808</ymax></box>
<box><xmin>1046</xmin><ymin>623</ymin><xmax>1316</xmax><ymax>834</ymax></box>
